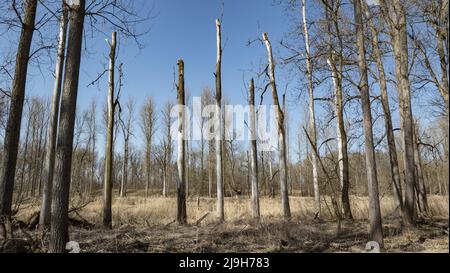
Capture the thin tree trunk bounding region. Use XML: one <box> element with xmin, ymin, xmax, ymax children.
<box><xmin>176</xmin><ymin>59</ymin><xmax>187</xmax><ymax>224</ymax></box>
<box><xmin>40</xmin><ymin>2</ymin><xmax>68</xmax><ymax>229</ymax></box>
<box><xmin>120</xmin><ymin>138</ymin><xmax>129</xmax><ymax>198</ymax></box>
<box><xmin>361</xmin><ymin>1</ymin><xmax>403</xmax><ymax>215</ymax></box>
<box><xmin>215</xmin><ymin>19</ymin><xmax>224</xmax><ymax>222</ymax></box>
<box><xmin>0</xmin><ymin>0</ymin><xmax>37</xmax><ymax>231</ymax></box>
<box><xmin>103</xmin><ymin>31</ymin><xmax>116</xmax><ymax>229</ymax></box>
<box><xmin>49</xmin><ymin>0</ymin><xmax>85</xmax><ymax>253</ymax></box>
<box><xmin>301</xmin><ymin>0</ymin><xmax>320</xmax><ymax>217</ymax></box>
<box><xmin>262</xmin><ymin>32</ymin><xmax>291</xmax><ymax>219</ymax></box>
<box><xmin>249</xmin><ymin>78</ymin><xmax>260</xmax><ymax>219</ymax></box>
<box><xmin>413</xmin><ymin>124</ymin><xmax>429</xmax><ymax>214</ymax></box>
<box><xmin>354</xmin><ymin>0</ymin><xmax>383</xmax><ymax>248</ymax></box>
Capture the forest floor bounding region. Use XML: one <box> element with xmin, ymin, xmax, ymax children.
<box><xmin>3</xmin><ymin>194</ymin><xmax>449</xmax><ymax>253</ymax></box>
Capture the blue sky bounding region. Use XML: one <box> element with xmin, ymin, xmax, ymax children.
<box><xmin>3</xmin><ymin>0</ymin><xmax>443</xmax><ymax>160</ymax></box>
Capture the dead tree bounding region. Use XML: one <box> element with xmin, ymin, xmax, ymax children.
<box><xmin>0</xmin><ymin>0</ymin><xmax>37</xmax><ymax>237</ymax></box>
<box><xmin>301</xmin><ymin>0</ymin><xmax>320</xmax><ymax>217</ymax></box>
<box><xmin>262</xmin><ymin>32</ymin><xmax>291</xmax><ymax>219</ymax></box>
<box><xmin>120</xmin><ymin>98</ymin><xmax>135</xmax><ymax>198</ymax></box>
<box><xmin>103</xmin><ymin>31</ymin><xmax>117</xmax><ymax>229</ymax></box>
<box><xmin>215</xmin><ymin>19</ymin><xmax>224</xmax><ymax>222</ymax></box>
<box><xmin>354</xmin><ymin>0</ymin><xmax>383</xmax><ymax>248</ymax></box>
<box><xmin>49</xmin><ymin>0</ymin><xmax>85</xmax><ymax>253</ymax></box>
<box><xmin>40</xmin><ymin>1</ymin><xmax>69</xmax><ymax>230</ymax></box>
<box><xmin>176</xmin><ymin>59</ymin><xmax>187</xmax><ymax>224</ymax></box>
<box><xmin>249</xmin><ymin>78</ymin><xmax>260</xmax><ymax>219</ymax></box>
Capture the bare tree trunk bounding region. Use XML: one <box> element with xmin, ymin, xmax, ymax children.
<box><xmin>249</xmin><ymin>79</ymin><xmax>260</xmax><ymax>219</ymax></box>
<box><xmin>354</xmin><ymin>0</ymin><xmax>383</xmax><ymax>248</ymax></box>
<box><xmin>361</xmin><ymin>0</ymin><xmax>403</xmax><ymax>216</ymax></box>
<box><xmin>0</xmin><ymin>0</ymin><xmax>37</xmax><ymax>233</ymax></box>
<box><xmin>103</xmin><ymin>31</ymin><xmax>116</xmax><ymax>229</ymax></box>
<box><xmin>176</xmin><ymin>59</ymin><xmax>187</xmax><ymax>224</ymax></box>
<box><xmin>49</xmin><ymin>0</ymin><xmax>85</xmax><ymax>253</ymax></box>
<box><xmin>263</xmin><ymin>32</ymin><xmax>291</xmax><ymax>219</ymax></box>
<box><xmin>215</xmin><ymin>19</ymin><xmax>224</xmax><ymax>222</ymax></box>
<box><xmin>301</xmin><ymin>0</ymin><xmax>320</xmax><ymax>217</ymax></box>
<box><xmin>380</xmin><ymin>0</ymin><xmax>417</xmax><ymax>226</ymax></box>
<box><xmin>120</xmin><ymin>138</ymin><xmax>129</xmax><ymax>198</ymax></box>
<box><xmin>40</xmin><ymin>2</ymin><xmax>68</xmax><ymax>229</ymax></box>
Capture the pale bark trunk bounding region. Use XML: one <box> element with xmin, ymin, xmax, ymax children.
<box><xmin>327</xmin><ymin>58</ymin><xmax>352</xmax><ymax>219</ymax></box>
<box><xmin>361</xmin><ymin>0</ymin><xmax>403</xmax><ymax>214</ymax></box>
<box><xmin>176</xmin><ymin>59</ymin><xmax>187</xmax><ymax>224</ymax></box>
<box><xmin>49</xmin><ymin>0</ymin><xmax>85</xmax><ymax>253</ymax></box>
<box><xmin>263</xmin><ymin>32</ymin><xmax>291</xmax><ymax>219</ymax></box>
<box><xmin>249</xmin><ymin>79</ymin><xmax>260</xmax><ymax>219</ymax></box>
<box><xmin>301</xmin><ymin>0</ymin><xmax>320</xmax><ymax>217</ymax></box>
<box><xmin>354</xmin><ymin>0</ymin><xmax>383</xmax><ymax>247</ymax></box>
<box><xmin>40</xmin><ymin>3</ymin><xmax>68</xmax><ymax>229</ymax></box>
<box><xmin>380</xmin><ymin>0</ymin><xmax>417</xmax><ymax>226</ymax></box>
<box><xmin>0</xmin><ymin>0</ymin><xmax>37</xmax><ymax>228</ymax></box>
<box><xmin>103</xmin><ymin>31</ymin><xmax>116</xmax><ymax>229</ymax></box>
<box><xmin>215</xmin><ymin>19</ymin><xmax>224</xmax><ymax>222</ymax></box>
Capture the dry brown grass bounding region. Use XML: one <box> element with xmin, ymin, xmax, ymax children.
<box><xmin>9</xmin><ymin>193</ymin><xmax>449</xmax><ymax>253</ymax></box>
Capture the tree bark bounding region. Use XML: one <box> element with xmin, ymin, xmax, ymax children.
<box><xmin>262</xmin><ymin>32</ymin><xmax>291</xmax><ymax>219</ymax></box>
<box><xmin>361</xmin><ymin>0</ymin><xmax>403</xmax><ymax>215</ymax></box>
<box><xmin>103</xmin><ymin>31</ymin><xmax>116</xmax><ymax>229</ymax></box>
<box><xmin>215</xmin><ymin>19</ymin><xmax>224</xmax><ymax>222</ymax></box>
<box><xmin>176</xmin><ymin>59</ymin><xmax>187</xmax><ymax>224</ymax></box>
<box><xmin>40</xmin><ymin>2</ymin><xmax>68</xmax><ymax>230</ymax></box>
<box><xmin>0</xmin><ymin>0</ymin><xmax>37</xmax><ymax>229</ymax></box>
<box><xmin>249</xmin><ymin>78</ymin><xmax>260</xmax><ymax>219</ymax></box>
<box><xmin>380</xmin><ymin>0</ymin><xmax>417</xmax><ymax>226</ymax></box>
<box><xmin>49</xmin><ymin>0</ymin><xmax>85</xmax><ymax>253</ymax></box>
<box><xmin>354</xmin><ymin>0</ymin><xmax>383</xmax><ymax>248</ymax></box>
<box><xmin>301</xmin><ymin>0</ymin><xmax>320</xmax><ymax>217</ymax></box>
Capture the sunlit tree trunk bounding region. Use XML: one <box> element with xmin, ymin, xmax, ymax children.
<box><xmin>215</xmin><ymin>19</ymin><xmax>224</xmax><ymax>222</ymax></box>
<box><xmin>262</xmin><ymin>32</ymin><xmax>291</xmax><ymax>219</ymax></box>
<box><xmin>354</xmin><ymin>0</ymin><xmax>383</xmax><ymax>248</ymax></box>
<box><xmin>249</xmin><ymin>78</ymin><xmax>260</xmax><ymax>219</ymax></box>
<box><xmin>176</xmin><ymin>59</ymin><xmax>187</xmax><ymax>224</ymax></box>
<box><xmin>40</xmin><ymin>2</ymin><xmax>68</xmax><ymax>229</ymax></box>
<box><xmin>103</xmin><ymin>31</ymin><xmax>116</xmax><ymax>229</ymax></box>
<box><xmin>0</xmin><ymin>0</ymin><xmax>37</xmax><ymax>237</ymax></box>
<box><xmin>49</xmin><ymin>0</ymin><xmax>85</xmax><ymax>253</ymax></box>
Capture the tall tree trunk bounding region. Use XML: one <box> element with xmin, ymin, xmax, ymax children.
<box><xmin>301</xmin><ymin>0</ymin><xmax>320</xmax><ymax>217</ymax></box>
<box><xmin>262</xmin><ymin>32</ymin><xmax>291</xmax><ymax>219</ymax></box>
<box><xmin>249</xmin><ymin>78</ymin><xmax>260</xmax><ymax>219</ymax></box>
<box><xmin>354</xmin><ymin>0</ymin><xmax>383</xmax><ymax>248</ymax></box>
<box><xmin>380</xmin><ymin>0</ymin><xmax>417</xmax><ymax>227</ymax></box>
<box><xmin>0</xmin><ymin>0</ymin><xmax>37</xmax><ymax>233</ymax></box>
<box><xmin>215</xmin><ymin>19</ymin><xmax>224</xmax><ymax>222</ymax></box>
<box><xmin>40</xmin><ymin>2</ymin><xmax>68</xmax><ymax>229</ymax></box>
<box><xmin>49</xmin><ymin>0</ymin><xmax>85</xmax><ymax>253</ymax></box>
<box><xmin>361</xmin><ymin>0</ymin><xmax>403</xmax><ymax>215</ymax></box>
<box><xmin>103</xmin><ymin>31</ymin><xmax>116</xmax><ymax>229</ymax></box>
<box><xmin>176</xmin><ymin>59</ymin><xmax>187</xmax><ymax>224</ymax></box>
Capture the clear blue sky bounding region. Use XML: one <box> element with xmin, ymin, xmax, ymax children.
<box><xmin>12</xmin><ymin>0</ymin><xmax>441</xmax><ymax>160</ymax></box>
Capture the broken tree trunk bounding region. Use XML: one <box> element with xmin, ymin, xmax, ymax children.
<box><xmin>215</xmin><ymin>19</ymin><xmax>224</xmax><ymax>222</ymax></box>
<box><xmin>249</xmin><ymin>78</ymin><xmax>260</xmax><ymax>219</ymax></box>
<box><xmin>262</xmin><ymin>32</ymin><xmax>291</xmax><ymax>219</ymax></box>
<box><xmin>176</xmin><ymin>59</ymin><xmax>187</xmax><ymax>225</ymax></box>
<box><xmin>103</xmin><ymin>31</ymin><xmax>117</xmax><ymax>229</ymax></box>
